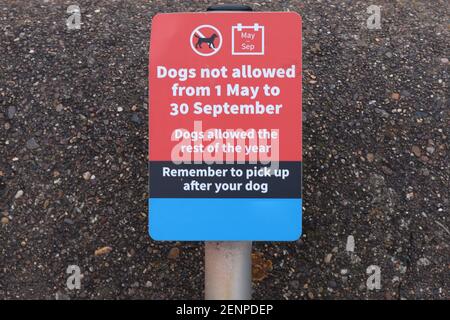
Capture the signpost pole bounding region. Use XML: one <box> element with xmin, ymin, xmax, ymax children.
<box><xmin>203</xmin><ymin>4</ymin><xmax>254</xmax><ymax>301</ymax></box>
<box><xmin>205</xmin><ymin>241</ymin><xmax>252</xmax><ymax>300</ymax></box>
<box><xmin>149</xmin><ymin>3</ymin><xmax>302</xmax><ymax>300</ymax></box>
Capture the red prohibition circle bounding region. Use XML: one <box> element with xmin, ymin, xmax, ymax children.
<box><xmin>190</xmin><ymin>25</ymin><xmax>223</xmax><ymax>56</ymax></box>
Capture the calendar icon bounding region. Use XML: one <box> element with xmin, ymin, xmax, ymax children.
<box><xmin>231</xmin><ymin>23</ymin><xmax>265</xmax><ymax>55</ymax></box>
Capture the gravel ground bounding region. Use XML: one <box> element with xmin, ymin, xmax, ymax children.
<box><xmin>0</xmin><ymin>0</ymin><xmax>448</xmax><ymax>300</ymax></box>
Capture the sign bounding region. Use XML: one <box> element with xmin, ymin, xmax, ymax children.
<box><xmin>149</xmin><ymin>12</ymin><xmax>302</xmax><ymax>241</ymax></box>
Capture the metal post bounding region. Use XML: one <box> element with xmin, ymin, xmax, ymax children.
<box><xmin>204</xmin><ymin>3</ymin><xmax>253</xmax><ymax>301</ymax></box>
<box><xmin>205</xmin><ymin>241</ymin><xmax>252</xmax><ymax>300</ymax></box>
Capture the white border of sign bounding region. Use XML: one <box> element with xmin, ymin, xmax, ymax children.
<box><xmin>190</xmin><ymin>24</ymin><xmax>223</xmax><ymax>57</ymax></box>
<box><xmin>231</xmin><ymin>23</ymin><xmax>265</xmax><ymax>55</ymax></box>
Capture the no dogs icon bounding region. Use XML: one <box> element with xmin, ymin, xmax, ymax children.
<box><xmin>190</xmin><ymin>25</ymin><xmax>222</xmax><ymax>56</ymax></box>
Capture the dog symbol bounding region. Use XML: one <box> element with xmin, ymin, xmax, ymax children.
<box><xmin>194</xmin><ymin>33</ymin><xmax>218</xmax><ymax>49</ymax></box>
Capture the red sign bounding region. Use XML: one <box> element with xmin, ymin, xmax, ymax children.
<box><xmin>148</xmin><ymin>12</ymin><xmax>302</xmax><ymax>241</ymax></box>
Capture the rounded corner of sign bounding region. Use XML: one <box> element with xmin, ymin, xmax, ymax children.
<box><xmin>148</xmin><ymin>228</ymin><xmax>163</xmax><ymax>241</ymax></box>
<box><xmin>295</xmin><ymin>229</ymin><xmax>303</xmax><ymax>241</ymax></box>
<box><xmin>148</xmin><ymin>221</ymin><xmax>163</xmax><ymax>241</ymax></box>
<box><xmin>288</xmin><ymin>11</ymin><xmax>302</xmax><ymax>18</ymax></box>
<box><xmin>151</xmin><ymin>13</ymin><xmax>165</xmax><ymax>24</ymax></box>
<box><xmin>285</xmin><ymin>230</ymin><xmax>302</xmax><ymax>242</ymax></box>
<box><xmin>286</xmin><ymin>11</ymin><xmax>302</xmax><ymax>23</ymax></box>
<box><xmin>288</xmin><ymin>222</ymin><xmax>303</xmax><ymax>241</ymax></box>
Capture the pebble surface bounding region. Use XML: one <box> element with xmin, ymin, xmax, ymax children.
<box><xmin>0</xmin><ymin>1</ymin><xmax>448</xmax><ymax>300</ymax></box>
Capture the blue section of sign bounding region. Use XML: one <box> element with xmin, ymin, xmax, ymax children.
<box><xmin>148</xmin><ymin>198</ymin><xmax>302</xmax><ymax>241</ymax></box>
